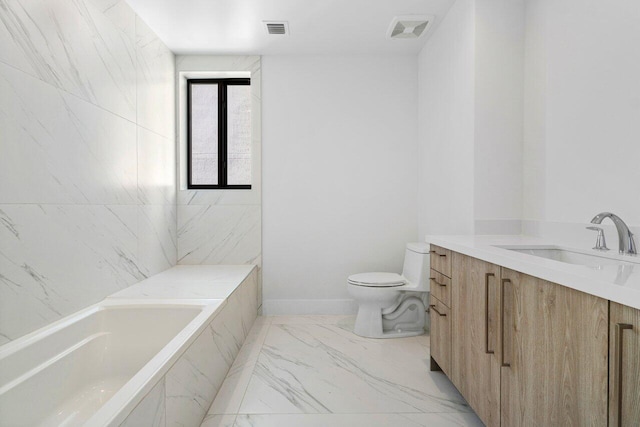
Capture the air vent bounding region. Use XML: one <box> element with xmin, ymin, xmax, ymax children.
<box><xmin>387</xmin><ymin>15</ymin><xmax>433</xmax><ymax>39</ymax></box>
<box><xmin>264</xmin><ymin>21</ymin><xmax>289</xmax><ymax>35</ymax></box>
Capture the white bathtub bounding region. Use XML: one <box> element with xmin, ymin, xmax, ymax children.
<box><xmin>0</xmin><ymin>299</ymin><xmax>224</xmax><ymax>426</ymax></box>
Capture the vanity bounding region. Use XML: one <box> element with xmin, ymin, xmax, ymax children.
<box><xmin>427</xmin><ymin>236</ymin><xmax>640</xmax><ymax>427</ymax></box>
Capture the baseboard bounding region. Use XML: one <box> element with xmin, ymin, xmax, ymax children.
<box><xmin>262</xmin><ymin>299</ymin><xmax>358</xmax><ymax>315</ymax></box>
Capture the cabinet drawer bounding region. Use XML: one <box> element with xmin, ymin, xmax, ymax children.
<box><xmin>430</xmin><ymin>269</ymin><xmax>451</xmax><ymax>307</ymax></box>
<box><xmin>430</xmin><ymin>245</ymin><xmax>452</xmax><ymax>277</ymax></box>
<box><xmin>430</xmin><ymin>294</ymin><xmax>451</xmax><ymax>376</ymax></box>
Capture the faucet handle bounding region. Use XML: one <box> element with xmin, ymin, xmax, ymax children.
<box><xmin>586</xmin><ymin>226</ymin><xmax>609</xmax><ymax>251</ymax></box>
<box><xmin>628</xmin><ymin>231</ymin><xmax>637</xmax><ymax>255</ymax></box>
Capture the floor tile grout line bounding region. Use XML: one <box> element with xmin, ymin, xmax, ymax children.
<box><xmin>227</xmin><ymin>317</ymin><xmax>343</xmax><ymax>420</ymax></box>
<box><xmin>202</xmin><ymin>413</ymin><xmax>237</xmax><ymax>426</ymax></box>
<box><xmin>204</xmin><ymin>316</ymin><xmax>272</xmax><ymax>419</ymax></box>
<box><xmin>227</xmin><ymin>319</ymin><xmax>313</xmax><ymax>423</ymax></box>
<box><xmin>211</xmin><ymin>317</ymin><xmax>472</xmax><ymax>423</ymax></box>
<box><xmin>230</xmin><ymin>410</ymin><xmax>477</xmax><ymax>415</ymax></box>
<box><xmin>225</xmin><ymin>316</ymin><xmax>274</xmax><ymax>416</ymax></box>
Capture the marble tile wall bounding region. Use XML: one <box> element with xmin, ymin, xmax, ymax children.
<box><xmin>121</xmin><ymin>378</ymin><xmax>167</xmax><ymax>427</ymax></box>
<box><xmin>119</xmin><ymin>269</ymin><xmax>259</xmax><ymax>426</ymax></box>
<box><xmin>175</xmin><ymin>56</ymin><xmax>262</xmax><ymax>308</ymax></box>
<box><xmin>0</xmin><ymin>0</ymin><xmax>176</xmax><ymax>344</ymax></box>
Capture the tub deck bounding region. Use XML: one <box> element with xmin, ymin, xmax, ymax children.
<box><xmin>0</xmin><ymin>265</ymin><xmax>259</xmax><ymax>427</ymax></box>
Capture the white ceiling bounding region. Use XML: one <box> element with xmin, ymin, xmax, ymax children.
<box><xmin>125</xmin><ymin>0</ymin><xmax>456</xmax><ymax>55</ymax></box>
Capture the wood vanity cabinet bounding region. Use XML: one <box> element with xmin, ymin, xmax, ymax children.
<box><xmin>450</xmin><ymin>253</ymin><xmax>501</xmax><ymax>427</ymax></box>
<box><xmin>430</xmin><ymin>247</ymin><xmax>613</xmax><ymax>427</ymax></box>
<box><xmin>500</xmin><ymin>268</ymin><xmax>609</xmax><ymax>426</ymax></box>
<box><xmin>429</xmin><ymin>294</ymin><xmax>451</xmax><ymax>375</ymax></box>
<box><xmin>609</xmin><ymin>302</ymin><xmax>640</xmax><ymax>426</ymax></box>
<box><xmin>429</xmin><ymin>245</ymin><xmax>453</xmax><ymax>376</ymax></box>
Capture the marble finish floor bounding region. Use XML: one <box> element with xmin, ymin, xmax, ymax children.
<box><xmin>200</xmin><ymin>316</ymin><xmax>482</xmax><ymax>427</ymax></box>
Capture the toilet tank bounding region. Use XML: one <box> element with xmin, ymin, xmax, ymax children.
<box><xmin>402</xmin><ymin>243</ymin><xmax>430</xmax><ymax>291</ymax></box>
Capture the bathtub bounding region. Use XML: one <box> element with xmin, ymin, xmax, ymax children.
<box><xmin>0</xmin><ymin>299</ymin><xmax>224</xmax><ymax>426</ymax></box>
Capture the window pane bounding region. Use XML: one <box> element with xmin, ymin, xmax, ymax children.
<box><xmin>227</xmin><ymin>84</ymin><xmax>251</xmax><ymax>185</ymax></box>
<box><xmin>191</xmin><ymin>83</ymin><xmax>218</xmax><ymax>185</ymax></box>
<box><xmin>192</xmin><ymin>153</ymin><xmax>218</xmax><ymax>185</ymax></box>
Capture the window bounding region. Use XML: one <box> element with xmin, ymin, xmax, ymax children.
<box><xmin>187</xmin><ymin>78</ymin><xmax>251</xmax><ymax>189</ymax></box>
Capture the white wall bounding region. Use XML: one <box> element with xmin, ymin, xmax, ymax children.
<box><xmin>523</xmin><ymin>0</ymin><xmax>640</xmax><ymax>230</ymax></box>
<box><xmin>418</xmin><ymin>0</ymin><xmax>524</xmax><ymax>237</ymax></box>
<box><xmin>521</xmin><ymin>0</ymin><xmax>640</xmax><ymax>250</ymax></box>
<box><xmin>418</xmin><ymin>0</ymin><xmax>476</xmax><ymax>237</ymax></box>
<box><xmin>0</xmin><ymin>0</ymin><xmax>176</xmax><ymax>343</ymax></box>
<box><xmin>473</xmin><ymin>0</ymin><xmax>524</xmax><ymax>231</ymax></box>
<box><xmin>522</xmin><ymin>0</ymin><xmax>548</xmax><ymax>223</ymax></box>
<box><xmin>418</xmin><ymin>0</ymin><xmax>638</xmax><ymax>248</ymax></box>
<box><xmin>262</xmin><ymin>55</ymin><xmax>419</xmax><ymax>314</ymax></box>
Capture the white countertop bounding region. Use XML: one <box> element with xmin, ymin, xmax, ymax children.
<box><xmin>425</xmin><ymin>235</ymin><xmax>640</xmax><ymax>310</ymax></box>
<box><xmin>109</xmin><ymin>265</ymin><xmax>256</xmax><ymax>300</ymax></box>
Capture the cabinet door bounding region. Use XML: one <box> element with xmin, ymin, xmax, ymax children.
<box><xmin>429</xmin><ymin>294</ymin><xmax>451</xmax><ymax>376</ymax></box>
<box><xmin>500</xmin><ymin>269</ymin><xmax>608</xmax><ymax>426</ymax></box>
<box><xmin>610</xmin><ymin>302</ymin><xmax>640</xmax><ymax>426</ymax></box>
<box><xmin>451</xmin><ymin>253</ymin><xmax>501</xmax><ymax>427</ymax></box>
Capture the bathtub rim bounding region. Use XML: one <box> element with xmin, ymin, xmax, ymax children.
<box><xmin>0</xmin><ymin>298</ymin><xmax>227</xmax><ymax>427</ymax></box>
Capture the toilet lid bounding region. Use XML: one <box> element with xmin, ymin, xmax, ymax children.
<box><xmin>348</xmin><ymin>272</ymin><xmax>406</xmax><ymax>287</ymax></box>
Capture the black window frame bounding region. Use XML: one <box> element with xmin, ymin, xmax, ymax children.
<box><xmin>187</xmin><ymin>78</ymin><xmax>252</xmax><ymax>190</ymax></box>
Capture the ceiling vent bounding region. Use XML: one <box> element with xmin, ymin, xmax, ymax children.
<box><xmin>387</xmin><ymin>15</ymin><xmax>433</xmax><ymax>39</ymax></box>
<box><xmin>264</xmin><ymin>21</ymin><xmax>289</xmax><ymax>35</ymax></box>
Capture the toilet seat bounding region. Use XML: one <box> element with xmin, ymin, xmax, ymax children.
<box><xmin>348</xmin><ymin>272</ymin><xmax>406</xmax><ymax>287</ymax></box>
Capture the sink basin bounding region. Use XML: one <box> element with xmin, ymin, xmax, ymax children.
<box><xmin>484</xmin><ymin>244</ymin><xmax>640</xmax><ymax>286</ymax></box>
<box><xmin>495</xmin><ymin>246</ymin><xmax>640</xmax><ymax>269</ymax></box>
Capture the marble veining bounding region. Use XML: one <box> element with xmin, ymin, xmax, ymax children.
<box><xmin>202</xmin><ymin>316</ymin><xmax>480</xmax><ymax>427</ymax></box>
<box><xmin>137</xmin><ymin>126</ymin><xmax>177</xmax><ymax>206</ymax></box>
<box><xmin>165</xmin><ymin>274</ymin><xmax>258</xmax><ymax>426</ymax></box>
<box><xmin>121</xmin><ymin>377</ymin><xmax>166</xmax><ymax>427</ymax></box>
<box><xmin>201</xmin><ymin>414</ymin><xmax>237</xmax><ymax>427</ymax></box>
<box><xmin>175</xmin><ymin>56</ymin><xmax>262</xmax><ymax>310</ymax></box>
<box><xmin>210</xmin><ymin>294</ymin><xmax>247</xmax><ymax>368</ymax></box>
<box><xmin>136</xmin><ymin>16</ymin><xmax>175</xmax><ymax>139</ymax></box>
<box><xmin>109</xmin><ymin>265</ymin><xmax>256</xmax><ymax>299</ymax></box>
<box><xmin>0</xmin><ymin>203</ymin><xmax>177</xmax><ymax>343</ymax></box>
<box><xmin>233</xmin><ymin>413</ymin><xmax>483</xmax><ymax>427</ymax></box>
<box><xmin>178</xmin><ymin>205</ymin><xmax>261</xmax><ymax>265</ymax></box>
<box><xmin>166</xmin><ymin>324</ymin><xmax>232</xmax><ymax>426</ymax></box>
<box><xmin>238</xmin><ymin>272</ymin><xmax>259</xmax><ymax>337</ymax></box>
<box><xmin>0</xmin><ymin>0</ymin><xmax>176</xmax><ymax>344</ymax></box>
<box><xmin>240</xmin><ymin>324</ymin><xmax>468</xmax><ymax>415</ymax></box>
<box><xmin>137</xmin><ymin>204</ymin><xmax>177</xmax><ymax>277</ymax></box>
<box><xmin>85</xmin><ymin>0</ymin><xmax>136</xmax><ymax>41</ymax></box>
<box><xmin>207</xmin><ymin>317</ymin><xmax>272</xmax><ymax>416</ymax></box>
<box><xmin>0</xmin><ymin>61</ymin><xmax>138</xmax><ymax>205</ymax></box>
<box><xmin>0</xmin><ymin>204</ymin><xmax>147</xmax><ymax>342</ymax></box>
<box><xmin>0</xmin><ymin>0</ymin><xmax>137</xmax><ymax>120</ymax></box>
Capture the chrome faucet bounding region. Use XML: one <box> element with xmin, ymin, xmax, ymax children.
<box><xmin>590</xmin><ymin>212</ymin><xmax>637</xmax><ymax>255</ymax></box>
<box><xmin>586</xmin><ymin>226</ymin><xmax>608</xmax><ymax>251</ymax></box>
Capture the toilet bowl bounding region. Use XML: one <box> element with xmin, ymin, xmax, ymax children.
<box><xmin>348</xmin><ymin>243</ymin><xmax>430</xmax><ymax>338</ymax></box>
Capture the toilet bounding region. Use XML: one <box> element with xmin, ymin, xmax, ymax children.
<box><xmin>348</xmin><ymin>243</ymin><xmax>430</xmax><ymax>338</ymax></box>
